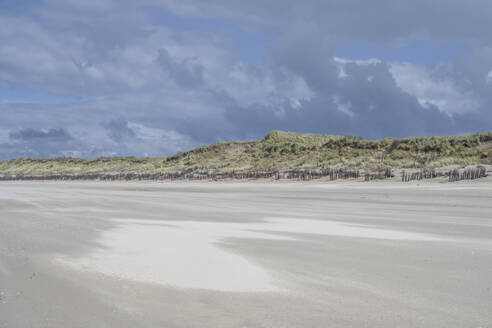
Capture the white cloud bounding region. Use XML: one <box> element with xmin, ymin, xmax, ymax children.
<box><xmin>334</xmin><ymin>57</ymin><xmax>382</xmax><ymax>66</ymax></box>
<box><xmin>334</xmin><ymin>57</ymin><xmax>382</xmax><ymax>80</ymax></box>
<box><xmin>333</xmin><ymin>96</ymin><xmax>354</xmax><ymax>117</ymax></box>
<box><xmin>128</xmin><ymin>122</ymin><xmax>192</xmax><ymax>154</ymax></box>
<box><xmin>390</xmin><ymin>62</ymin><xmax>480</xmax><ymax>114</ymax></box>
<box><xmin>223</xmin><ymin>62</ymin><xmax>314</xmax><ymax>112</ymax></box>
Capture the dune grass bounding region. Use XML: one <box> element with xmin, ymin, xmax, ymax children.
<box><xmin>1</xmin><ymin>131</ymin><xmax>491</xmax><ymax>176</ymax></box>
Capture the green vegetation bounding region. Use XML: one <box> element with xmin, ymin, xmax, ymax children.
<box><xmin>1</xmin><ymin>130</ymin><xmax>492</xmax><ymax>176</ymax></box>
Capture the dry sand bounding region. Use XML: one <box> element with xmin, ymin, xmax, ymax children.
<box><xmin>1</xmin><ymin>180</ymin><xmax>491</xmax><ymax>327</ymax></box>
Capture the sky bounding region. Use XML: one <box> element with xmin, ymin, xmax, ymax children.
<box><xmin>1</xmin><ymin>0</ymin><xmax>492</xmax><ymax>159</ymax></box>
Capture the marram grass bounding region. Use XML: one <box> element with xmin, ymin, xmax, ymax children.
<box><xmin>1</xmin><ymin>131</ymin><xmax>492</xmax><ymax>176</ymax></box>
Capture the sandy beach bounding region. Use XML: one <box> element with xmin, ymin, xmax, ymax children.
<box><xmin>1</xmin><ymin>180</ymin><xmax>491</xmax><ymax>327</ymax></box>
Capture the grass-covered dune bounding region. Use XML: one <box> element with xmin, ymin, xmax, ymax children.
<box><xmin>1</xmin><ymin>131</ymin><xmax>492</xmax><ymax>177</ymax></box>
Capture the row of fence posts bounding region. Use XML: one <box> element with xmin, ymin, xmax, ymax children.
<box><xmin>402</xmin><ymin>166</ymin><xmax>487</xmax><ymax>182</ymax></box>
<box><xmin>448</xmin><ymin>166</ymin><xmax>487</xmax><ymax>182</ymax></box>
<box><xmin>1</xmin><ymin>166</ymin><xmax>487</xmax><ymax>182</ymax></box>
<box><xmin>0</xmin><ymin>168</ymin><xmax>375</xmax><ymax>182</ymax></box>
<box><xmin>401</xmin><ymin>168</ymin><xmax>442</xmax><ymax>182</ymax></box>
<box><xmin>364</xmin><ymin>169</ymin><xmax>393</xmax><ymax>181</ymax></box>
<box><xmin>275</xmin><ymin>168</ymin><xmax>360</xmax><ymax>181</ymax></box>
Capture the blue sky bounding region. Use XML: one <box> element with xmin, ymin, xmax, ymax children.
<box><xmin>1</xmin><ymin>0</ymin><xmax>491</xmax><ymax>159</ymax></box>
<box><xmin>0</xmin><ymin>89</ymin><xmax>78</xmax><ymax>104</ymax></box>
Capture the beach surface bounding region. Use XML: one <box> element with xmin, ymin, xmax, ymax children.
<box><xmin>1</xmin><ymin>180</ymin><xmax>491</xmax><ymax>327</ymax></box>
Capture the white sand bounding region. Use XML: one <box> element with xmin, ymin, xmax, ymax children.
<box><xmin>56</xmin><ymin>217</ymin><xmax>443</xmax><ymax>292</ymax></box>
<box><xmin>56</xmin><ymin>220</ymin><xmax>276</xmax><ymax>292</ymax></box>
<box><xmin>2</xmin><ymin>181</ymin><xmax>492</xmax><ymax>328</ymax></box>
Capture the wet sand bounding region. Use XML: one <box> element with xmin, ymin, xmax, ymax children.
<box><xmin>1</xmin><ymin>180</ymin><xmax>491</xmax><ymax>327</ymax></box>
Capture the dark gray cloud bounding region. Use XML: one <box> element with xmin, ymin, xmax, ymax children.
<box><xmin>103</xmin><ymin>118</ymin><xmax>137</xmax><ymax>143</ymax></box>
<box><xmin>0</xmin><ymin>0</ymin><xmax>491</xmax><ymax>159</ymax></box>
<box><xmin>2</xmin><ymin>127</ymin><xmax>76</xmax><ymax>159</ymax></box>
<box><xmin>9</xmin><ymin>127</ymin><xmax>72</xmax><ymax>142</ymax></box>
<box><xmin>225</xmin><ymin>61</ymin><xmax>456</xmax><ymax>140</ymax></box>
<box><xmin>156</xmin><ymin>49</ymin><xmax>204</xmax><ymax>87</ymax></box>
<box><xmin>161</xmin><ymin>0</ymin><xmax>492</xmax><ymax>44</ymax></box>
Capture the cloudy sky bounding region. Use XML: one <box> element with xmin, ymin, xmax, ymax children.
<box><xmin>1</xmin><ymin>0</ymin><xmax>491</xmax><ymax>159</ymax></box>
